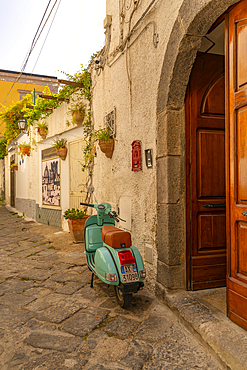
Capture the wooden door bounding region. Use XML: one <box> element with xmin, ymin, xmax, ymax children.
<box><xmin>226</xmin><ymin>0</ymin><xmax>247</xmax><ymax>330</ymax></box>
<box><xmin>69</xmin><ymin>139</ymin><xmax>87</xmax><ymax>209</ymax></box>
<box><xmin>186</xmin><ymin>52</ymin><xmax>226</xmax><ymax>290</ymax></box>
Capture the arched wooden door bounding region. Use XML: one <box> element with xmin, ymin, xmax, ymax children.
<box><xmin>186</xmin><ymin>52</ymin><xmax>226</xmax><ymax>290</ymax></box>
<box><xmin>226</xmin><ymin>0</ymin><xmax>247</xmax><ymax>330</ymax></box>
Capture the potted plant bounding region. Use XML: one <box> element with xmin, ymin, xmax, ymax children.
<box><xmin>10</xmin><ymin>163</ymin><xmax>18</xmax><ymax>171</ymax></box>
<box><xmin>64</xmin><ymin>208</ymin><xmax>88</xmax><ymax>243</ymax></box>
<box><xmin>95</xmin><ymin>127</ymin><xmax>114</xmax><ymax>158</ymax></box>
<box><xmin>18</xmin><ymin>142</ymin><xmax>31</xmax><ymax>156</ymax></box>
<box><xmin>69</xmin><ymin>103</ymin><xmax>86</xmax><ymax>126</ymax></box>
<box><xmin>36</xmin><ymin>122</ymin><xmax>48</xmax><ymax>139</ymax></box>
<box><xmin>53</xmin><ymin>137</ymin><xmax>67</xmax><ymax>160</ymax></box>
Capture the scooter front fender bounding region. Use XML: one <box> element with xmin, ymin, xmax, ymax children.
<box><xmin>94</xmin><ymin>247</ymin><xmax>119</xmax><ymax>285</ymax></box>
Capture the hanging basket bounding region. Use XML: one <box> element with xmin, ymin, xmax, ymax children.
<box><xmin>72</xmin><ymin>110</ymin><xmax>85</xmax><ymax>126</ymax></box>
<box><xmin>38</xmin><ymin>127</ymin><xmax>48</xmax><ymax>139</ymax></box>
<box><xmin>19</xmin><ymin>146</ymin><xmax>30</xmax><ymax>156</ymax></box>
<box><xmin>68</xmin><ymin>216</ymin><xmax>89</xmax><ymax>243</ymax></box>
<box><xmin>56</xmin><ymin>147</ymin><xmax>67</xmax><ymax>160</ymax></box>
<box><xmin>98</xmin><ymin>139</ymin><xmax>114</xmax><ymax>158</ymax></box>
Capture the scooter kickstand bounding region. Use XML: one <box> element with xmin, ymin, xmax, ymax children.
<box><xmin>90</xmin><ymin>273</ymin><xmax>94</xmax><ymax>288</ymax></box>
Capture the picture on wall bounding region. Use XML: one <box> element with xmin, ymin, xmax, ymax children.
<box><xmin>42</xmin><ymin>157</ymin><xmax>60</xmax><ymax>206</ymax></box>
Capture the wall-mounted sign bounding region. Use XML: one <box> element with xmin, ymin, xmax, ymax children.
<box><xmin>132</xmin><ymin>141</ymin><xmax>142</xmax><ymax>171</ymax></box>
<box><xmin>145</xmin><ymin>149</ymin><xmax>153</xmax><ymax>168</ymax></box>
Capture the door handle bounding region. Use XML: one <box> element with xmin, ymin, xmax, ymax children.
<box><xmin>203</xmin><ymin>203</ymin><xmax>226</xmax><ymax>208</ymax></box>
<box><xmin>241</xmin><ymin>211</ymin><xmax>247</xmax><ymax>217</ymax></box>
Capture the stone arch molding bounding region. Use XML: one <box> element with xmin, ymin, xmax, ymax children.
<box><xmin>156</xmin><ymin>0</ymin><xmax>238</xmax><ymax>293</ymax></box>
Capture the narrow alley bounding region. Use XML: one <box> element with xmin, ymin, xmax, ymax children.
<box><xmin>0</xmin><ymin>204</ymin><xmax>221</xmax><ymax>370</ymax></box>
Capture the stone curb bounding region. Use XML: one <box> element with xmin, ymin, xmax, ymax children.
<box><xmin>156</xmin><ymin>282</ymin><xmax>247</xmax><ymax>370</ymax></box>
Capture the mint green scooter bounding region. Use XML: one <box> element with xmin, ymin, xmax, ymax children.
<box><xmin>80</xmin><ymin>201</ymin><xmax>146</xmax><ymax>308</ymax></box>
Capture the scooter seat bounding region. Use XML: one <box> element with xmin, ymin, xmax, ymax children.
<box><xmin>102</xmin><ymin>225</ymin><xmax>132</xmax><ymax>249</ymax></box>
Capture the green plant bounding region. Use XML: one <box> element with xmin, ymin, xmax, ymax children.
<box><xmin>18</xmin><ymin>142</ymin><xmax>31</xmax><ymax>148</ymax></box>
<box><xmin>64</xmin><ymin>208</ymin><xmax>87</xmax><ymax>220</ymax></box>
<box><xmin>95</xmin><ymin>127</ymin><xmax>113</xmax><ymax>141</ymax></box>
<box><xmin>68</xmin><ymin>103</ymin><xmax>86</xmax><ymax>124</ymax></box>
<box><xmin>53</xmin><ymin>137</ymin><xmax>67</xmax><ymax>149</ymax></box>
<box><xmin>36</xmin><ymin>121</ymin><xmax>48</xmax><ymax>129</ymax></box>
<box><xmin>0</xmin><ymin>138</ymin><xmax>7</xmax><ymax>159</ymax></box>
<box><xmin>10</xmin><ymin>163</ymin><xmax>18</xmax><ymax>168</ymax></box>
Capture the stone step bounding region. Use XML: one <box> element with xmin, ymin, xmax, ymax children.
<box><xmin>156</xmin><ymin>282</ymin><xmax>247</xmax><ymax>370</ymax></box>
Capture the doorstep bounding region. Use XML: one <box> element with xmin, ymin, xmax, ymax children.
<box><xmin>156</xmin><ymin>282</ymin><xmax>247</xmax><ymax>370</ymax></box>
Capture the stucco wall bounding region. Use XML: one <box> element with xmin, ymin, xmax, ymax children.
<box><xmin>92</xmin><ymin>0</ymin><xmax>239</xmax><ymax>292</ymax></box>
<box><xmin>92</xmin><ymin>0</ymin><xmax>183</xmax><ymax>291</ymax></box>
<box><xmin>5</xmin><ymin>95</ymin><xmax>88</xmax><ymax>232</ymax></box>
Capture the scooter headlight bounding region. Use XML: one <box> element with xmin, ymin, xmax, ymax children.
<box><xmin>140</xmin><ymin>270</ymin><xmax>146</xmax><ymax>278</ymax></box>
<box><xmin>105</xmin><ymin>273</ymin><xmax>117</xmax><ymax>282</ymax></box>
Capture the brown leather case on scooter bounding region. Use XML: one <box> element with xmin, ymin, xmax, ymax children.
<box><xmin>102</xmin><ymin>225</ymin><xmax>131</xmax><ymax>249</ymax></box>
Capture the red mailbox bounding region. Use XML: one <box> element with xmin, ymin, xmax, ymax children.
<box><xmin>132</xmin><ymin>141</ymin><xmax>142</xmax><ymax>171</ymax></box>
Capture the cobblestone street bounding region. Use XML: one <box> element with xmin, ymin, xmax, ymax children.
<box><xmin>0</xmin><ymin>205</ymin><xmax>222</xmax><ymax>370</ymax></box>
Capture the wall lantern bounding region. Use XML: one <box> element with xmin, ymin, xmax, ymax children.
<box><xmin>132</xmin><ymin>140</ymin><xmax>142</xmax><ymax>171</ymax></box>
<box><xmin>18</xmin><ymin>117</ymin><xmax>28</xmax><ymax>134</ymax></box>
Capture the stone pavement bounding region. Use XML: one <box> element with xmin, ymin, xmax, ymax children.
<box><xmin>0</xmin><ymin>204</ymin><xmax>222</xmax><ymax>370</ymax></box>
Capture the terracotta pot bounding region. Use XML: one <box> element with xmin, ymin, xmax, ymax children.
<box><xmin>99</xmin><ymin>139</ymin><xmax>114</xmax><ymax>158</ymax></box>
<box><xmin>56</xmin><ymin>147</ymin><xmax>67</xmax><ymax>160</ymax></box>
<box><xmin>72</xmin><ymin>110</ymin><xmax>85</xmax><ymax>126</ymax></box>
<box><xmin>38</xmin><ymin>127</ymin><xmax>48</xmax><ymax>139</ymax></box>
<box><xmin>68</xmin><ymin>216</ymin><xmax>88</xmax><ymax>243</ymax></box>
<box><xmin>20</xmin><ymin>146</ymin><xmax>30</xmax><ymax>156</ymax></box>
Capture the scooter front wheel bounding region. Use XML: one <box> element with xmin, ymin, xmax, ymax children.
<box><xmin>114</xmin><ymin>286</ymin><xmax>132</xmax><ymax>309</ymax></box>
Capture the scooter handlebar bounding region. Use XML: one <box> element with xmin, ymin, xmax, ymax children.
<box><xmin>80</xmin><ymin>202</ymin><xmax>94</xmax><ymax>208</ymax></box>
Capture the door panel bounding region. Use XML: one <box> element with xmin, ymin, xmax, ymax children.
<box><xmin>187</xmin><ymin>52</ymin><xmax>226</xmax><ymax>290</ymax></box>
<box><xmin>197</xmin><ymin>130</ymin><xmax>225</xmax><ymax>198</ymax></box>
<box><xmin>227</xmin><ymin>0</ymin><xmax>247</xmax><ymax>330</ymax></box>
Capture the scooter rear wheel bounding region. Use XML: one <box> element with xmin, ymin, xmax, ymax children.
<box><xmin>114</xmin><ymin>286</ymin><xmax>132</xmax><ymax>308</ymax></box>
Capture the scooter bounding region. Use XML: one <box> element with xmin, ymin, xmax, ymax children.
<box><xmin>80</xmin><ymin>201</ymin><xmax>146</xmax><ymax>308</ymax></box>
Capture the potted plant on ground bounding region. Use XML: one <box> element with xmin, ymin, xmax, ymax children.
<box><xmin>53</xmin><ymin>137</ymin><xmax>68</xmax><ymax>160</ymax></box>
<box><xmin>18</xmin><ymin>142</ymin><xmax>31</xmax><ymax>156</ymax></box>
<box><xmin>95</xmin><ymin>127</ymin><xmax>114</xmax><ymax>158</ymax></box>
<box><xmin>68</xmin><ymin>103</ymin><xmax>86</xmax><ymax>126</ymax></box>
<box><xmin>36</xmin><ymin>122</ymin><xmax>48</xmax><ymax>139</ymax></box>
<box><xmin>64</xmin><ymin>208</ymin><xmax>88</xmax><ymax>243</ymax></box>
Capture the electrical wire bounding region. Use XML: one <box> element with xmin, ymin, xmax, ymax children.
<box><xmin>31</xmin><ymin>0</ymin><xmax>61</xmax><ymax>73</ymax></box>
<box><xmin>0</xmin><ymin>0</ymin><xmax>58</xmax><ymax>109</ymax></box>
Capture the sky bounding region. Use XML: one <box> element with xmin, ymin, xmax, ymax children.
<box><xmin>0</xmin><ymin>0</ymin><xmax>106</xmax><ymax>79</ymax></box>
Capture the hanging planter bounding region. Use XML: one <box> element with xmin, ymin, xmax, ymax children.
<box><xmin>64</xmin><ymin>208</ymin><xmax>88</xmax><ymax>243</ymax></box>
<box><xmin>18</xmin><ymin>143</ymin><xmax>31</xmax><ymax>156</ymax></box>
<box><xmin>98</xmin><ymin>139</ymin><xmax>114</xmax><ymax>158</ymax></box>
<box><xmin>72</xmin><ymin>110</ymin><xmax>85</xmax><ymax>126</ymax></box>
<box><xmin>53</xmin><ymin>137</ymin><xmax>68</xmax><ymax>160</ymax></box>
<box><xmin>10</xmin><ymin>163</ymin><xmax>18</xmax><ymax>171</ymax></box>
<box><xmin>69</xmin><ymin>103</ymin><xmax>86</xmax><ymax>126</ymax></box>
<box><xmin>56</xmin><ymin>147</ymin><xmax>67</xmax><ymax>160</ymax></box>
<box><xmin>95</xmin><ymin>127</ymin><xmax>114</xmax><ymax>159</ymax></box>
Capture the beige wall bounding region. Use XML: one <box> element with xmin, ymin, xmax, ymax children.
<box><xmin>92</xmin><ymin>0</ymin><xmax>183</xmax><ymax>291</ymax></box>
<box><xmin>92</xmin><ymin>0</ymin><xmax>239</xmax><ymax>292</ymax></box>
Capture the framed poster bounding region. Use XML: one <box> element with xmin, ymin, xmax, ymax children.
<box><xmin>42</xmin><ymin>147</ymin><xmax>60</xmax><ymax>206</ymax></box>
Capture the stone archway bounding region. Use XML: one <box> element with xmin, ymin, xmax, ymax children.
<box><xmin>155</xmin><ymin>0</ymin><xmax>238</xmax><ymax>295</ymax></box>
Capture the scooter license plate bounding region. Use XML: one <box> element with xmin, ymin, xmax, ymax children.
<box><xmin>121</xmin><ymin>264</ymin><xmax>139</xmax><ymax>283</ymax></box>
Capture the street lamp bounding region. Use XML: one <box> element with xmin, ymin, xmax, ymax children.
<box><xmin>17</xmin><ymin>117</ymin><xmax>28</xmax><ymax>134</ymax></box>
